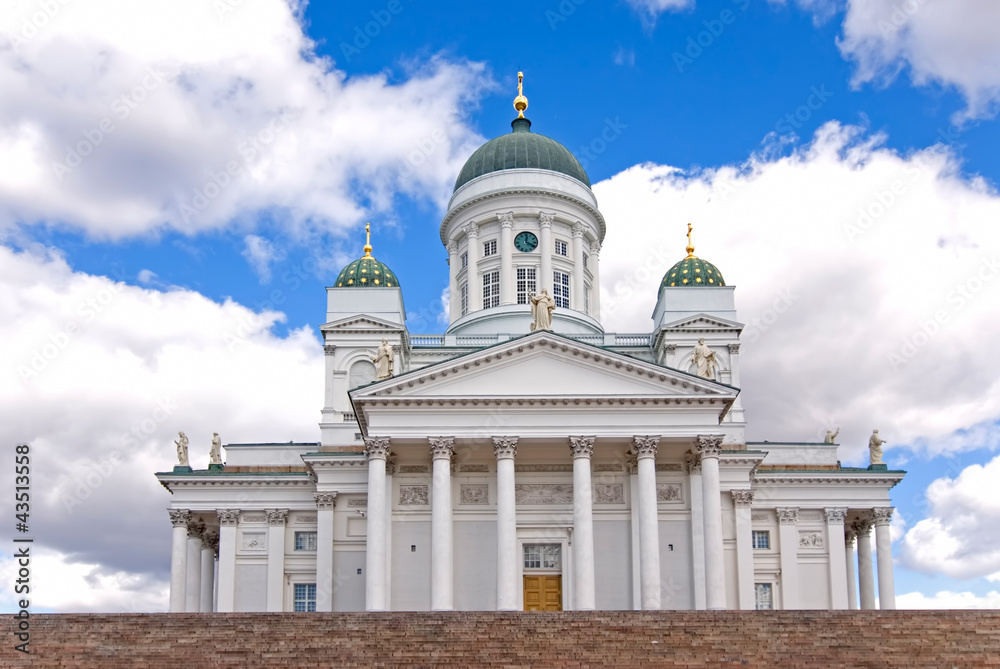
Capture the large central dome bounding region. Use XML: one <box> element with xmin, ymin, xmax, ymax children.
<box><xmin>453</xmin><ymin>117</ymin><xmax>591</xmax><ymax>192</ymax></box>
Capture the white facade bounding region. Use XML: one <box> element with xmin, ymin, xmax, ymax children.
<box><xmin>157</xmin><ymin>115</ymin><xmax>903</xmax><ymax>614</ymax></box>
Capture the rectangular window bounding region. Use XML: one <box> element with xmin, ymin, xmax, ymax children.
<box><xmin>461</xmin><ymin>252</ymin><xmax>468</xmax><ymax>269</ymax></box>
<box><xmin>460</xmin><ymin>282</ymin><xmax>468</xmax><ymax>316</ymax></box>
<box><xmin>523</xmin><ymin>544</ymin><xmax>561</xmax><ymax>570</ymax></box>
<box><xmin>555</xmin><ymin>240</ymin><xmax>568</xmax><ymax>256</ymax></box>
<box><xmin>754</xmin><ymin>583</ymin><xmax>773</xmax><ymax>611</ymax></box>
<box><xmin>584</xmin><ymin>284</ymin><xmax>591</xmax><ymax>316</ymax></box>
<box><xmin>294</xmin><ymin>531</ymin><xmax>317</xmax><ymax>551</ymax></box>
<box><xmin>294</xmin><ymin>583</ymin><xmax>317</xmax><ymax>612</ymax></box>
<box><xmin>483</xmin><ymin>240</ymin><xmax>497</xmax><ymax>257</ymax></box>
<box><xmin>752</xmin><ymin>530</ymin><xmax>770</xmax><ymax>550</ymax></box>
<box><xmin>516</xmin><ymin>267</ymin><xmax>537</xmax><ymax>305</ymax></box>
<box><xmin>582</xmin><ymin>253</ymin><xmax>588</xmax><ymax>270</ymax></box>
<box><xmin>552</xmin><ymin>271</ymin><xmax>570</xmax><ymax>309</ymax></box>
<box><xmin>482</xmin><ymin>271</ymin><xmax>500</xmax><ymax>309</ymax></box>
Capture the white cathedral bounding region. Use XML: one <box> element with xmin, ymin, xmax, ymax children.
<box><xmin>157</xmin><ymin>78</ymin><xmax>904</xmax><ymax>615</ymax></box>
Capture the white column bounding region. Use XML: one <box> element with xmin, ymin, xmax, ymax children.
<box><xmin>825</xmin><ymin>508</ymin><xmax>849</xmax><ymax>610</ymax></box>
<box><xmin>314</xmin><ymin>492</ymin><xmax>337</xmax><ymax>612</ymax></box>
<box><xmin>199</xmin><ymin>532</ymin><xmax>216</xmax><ymax>612</ymax></box>
<box><xmin>384</xmin><ymin>455</ymin><xmax>395</xmax><ymax>609</ymax></box>
<box><xmin>539</xmin><ymin>213</ymin><xmax>553</xmax><ymax>293</ymax></box>
<box><xmin>430</xmin><ymin>437</ymin><xmax>455</xmax><ymax>611</ymax></box>
<box><xmin>168</xmin><ymin>510</ymin><xmax>189</xmax><ymax>613</ymax></box>
<box><xmin>364</xmin><ymin>438</ymin><xmax>390</xmax><ymax>611</ymax></box>
<box><xmin>626</xmin><ymin>453</ymin><xmax>641</xmax><ymax>609</ymax></box>
<box><xmin>185</xmin><ymin>528</ymin><xmax>202</xmax><ymax>612</ymax></box>
<box><xmin>494</xmin><ymin>437</ymin><xmax>518</xmax><ymax>611</ymax></box>
<box><xmin>854</xmin><ymin>517</ymin><xmax>876</xmax><ymax>610</ymax></box>
<box><xmin>216</xmin><ymin>509</ymin><xmax>239</xmax><ymax>612</ymax></box>
<box><xmin>465</xmin><ymin>223</ymin><xmax>481</xmax><ymax>312</ymax></box>
<box><xmin>633</xmin><ymin>436</ymin><xmax>660</xmax><ymax>610</ymax></box>
<box><xmin>498</xmin><ymin>212</ymin><xmax>514</xmax><ymax>305</ymax></box>
<box><xmin>845</xmin><ymin>528</ymin><xmax>859</xmax><ymax>610</ymax></box>
<box><xmin>732</xmin><ymin>490</ymin><xmax>755</xmax><ymax>610</ymax></box>
<box><xmin>589</xmin><ymin>241</ymin><xmax>602</xmax><ymax>322</ymax></box>
<box><xmin>687</xmin><ymin>454</ymin><xmax>706</xmax><ymax>610</ymax></box>
<box><xmin>323</xmin><ymin>344</ymin><xmax>337</xmax><ymax>409</ymax></box>
<box><xmin>698</xmin><ymin>434</ymin><xmax>726</xmax><ymax>611</ymax></box>
<box><xmin>777</xmin><ymin>508</ymin><xmax>800</xmax><ymax>610</ymax></box>
<box><xmin>728</xmin><ymin>344</ymin><xmax>742</xmax><ymax>387</ymax></box>
<box><xmin>571</xmin><ymin>222</ymin><xmax>585</xmax><ymax>310</ymax></box>
<box><xmin>570</xmin><ymin>436</ymin><xmax>596</xmax><ymax>610</ymax></box>
<box><xmin>265</xmin><ymin>509</ymin><xmax>287</xmax><ymax>612</ymax></box>
<box><xmin>447</xmin><ymin>241</ymin><xmax>459</xmax><ymax>323</ymax></box>
<box><xmin>874</xmin><ymin>507</ymin><xmax>896</xmax><ymax>610</ymax></box>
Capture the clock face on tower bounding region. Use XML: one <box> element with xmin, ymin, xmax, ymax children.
<box><xmin>514</xmin><ymin>231</ymin><xmax>539</xmax><ymax>252</ymax></box>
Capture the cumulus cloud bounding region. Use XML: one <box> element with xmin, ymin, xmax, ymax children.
<box><xmin>242</xmin><ymin>234</ymin><xmax>285</xmax><ymax>283</ymax></box>
<box><xmin>0</xmin><ymin>245</ymin><xmax>321</xmax><ymax>611</ymax></box>
<box><xmin>897</xmin><ymin>589</ymin><xmax>1000</xmax><ymax>609</ymax></box>
<box><xmin>836</xmin><ymin>0</ymin><xmax>1000</xmax><ymax>120</ymax></box>
<box><xmin>0</xmin><ymin>0</ymin><xmax>489</xmax><ymax>239</ymax></box>
<box><xmin>901</xmin><ymin>453</ymin><xmax>1000</xmax><ymax>581</ymax></box>
<box><xmin>594</xmin><ymin>121</ymin><xmax>1000</xmax><ymax>463</ymax></box>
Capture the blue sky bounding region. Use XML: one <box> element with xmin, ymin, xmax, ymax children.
<box><xmin>1</xmin><ymin>0</ymin><xmax>999</xmax><ymax>611</ymax></box>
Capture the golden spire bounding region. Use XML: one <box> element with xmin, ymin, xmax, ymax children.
<box><xmin>363</xmin><ymin>222</ymin><xmax>373</xmax><ymax>258</ymax></box>
<box><xmin>685</xmin><ymin>222</ymin><xmax>697</xmax><ymax>259</ymax></box>
<box><xmin>514</xmin><ymin>71</ymin><xmax>528</xmax><ymax>118</ymax></box>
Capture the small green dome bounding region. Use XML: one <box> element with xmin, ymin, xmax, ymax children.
<box><xmin>453</xmin><ymin>117</ymin><xmax>590</xmax><ymax>192</ymax></box>
<box><xmin>334</xmin><ymin>255</ymin><xmax>399</xmax><ymax>288</ymax></box>
<box><xmin>660</xmin><ymin>256</ymin><xmax>726</xmax><ymax>291</ymax></box>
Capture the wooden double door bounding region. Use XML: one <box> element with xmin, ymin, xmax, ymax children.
<box><xmin>523</xmin><ymin>575</ymin><xmax>562</xmax><ymax>611</ymax></box>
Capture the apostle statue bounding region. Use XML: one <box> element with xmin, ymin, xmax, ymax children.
<box><xmin>824</xmin><ymin>428</ymin><xmax>840</xmax><ymax>444</ymax></box>
<box><xmin>692</xmin><ymin>338</ymin><xmax>718</xmax><ymax>379</ymax></box>
<box><xmin>209</xmin><ymin>432</ymin><xmax>222</xmax><ymax>465</ymax></box>
<box><xmin>174</xmin><ymin>431</ymin><xmax>189</xmax><ymax>467</ymax></box>
<box><xmin>869</xmin><ymin>429</ymin><xmax>885</xmax><ymax>465</ymax></box>
<box><xmin>370</xmin><ymin>338</ymin><xmax>394</xmax><ymax>379</ymax></box>
<box><xmin>529</xmin><ymin>289</ymin><xmax>555</xmax><ymax>331</ymax></box>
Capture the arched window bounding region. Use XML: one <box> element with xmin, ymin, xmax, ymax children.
<box><xmin>349</xmin><ymin>360</ymin><xmax>376</xmax><ymax>388</ymax></box>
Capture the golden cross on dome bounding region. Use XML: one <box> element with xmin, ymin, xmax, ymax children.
<box><xmin>364</xmin><ymin>223</ymin><xmax>373</xmax><ymax>258</ymax></box>
<box><xmin>685</xmin><ymin>222</ymin><xmax>696</xmax><ymax>259</ymax></box>
<box><xmin>514</xmin><ymin>71</ymin><xmax>528</xmax><ymax>118</ymax></box>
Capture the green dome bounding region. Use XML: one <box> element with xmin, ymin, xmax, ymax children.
<box><xmin>660</xmin><ymin>256</ymin><xmax>726</xmax><ymax>291</ymax></box>
<box><xmin>334</xmin><ymin>254</ymin><xmax>399</xmax><ymax>288</ymax></box>
<box><xmin>453</xmin><ymin>117</ymin><xmax>591</xmax><ymax>192</ymax></box>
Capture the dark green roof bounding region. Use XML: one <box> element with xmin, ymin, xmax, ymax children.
<box><xmin>659</xmin><ymin>256</ymin><xmax>726</xmax><ymax>292</ymax></box>
<box><xmin>334</xmin><ymin>255</ymin><xmax>399</xmax><ymax>288</ymax></box>
<box><xmin>454</xmin><ymin>117</ymin><xmax>590</xmax><ymax>192</ymax></box>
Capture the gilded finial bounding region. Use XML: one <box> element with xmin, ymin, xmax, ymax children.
<box><xmin>364</xmin><ymin>223</ymin><xmax>373</xmax><ymax>258</ymax></box>
<box><xmin>685</xmin><ymin>223</ymin><xmax>696</xmax><ymax>259</ymax></box>
<box><xmin>514</xmin><ymin>71</ymin><xmax>528</xmax><ymax>118</ymax></box>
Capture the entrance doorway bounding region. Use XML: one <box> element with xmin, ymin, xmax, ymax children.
<box><xmin>522</xmin><ymin>544</ymin><xmax>562</xmax><ymax>611</ymax></box>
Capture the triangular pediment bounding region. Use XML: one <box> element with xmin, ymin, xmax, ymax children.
<box><xmin>659</xmin><ymin>314</ymin><xmax>743</xmax><ymax>331</ymax></box>
<box><xmin>320</xmin><ymin>315</ymin><xmax>404</xmax><ymax>333</ymax></box>
<box><xmin>350</xmin><ymin>331</ymin><xmax>737</xmax><ymax>401</ymax></box>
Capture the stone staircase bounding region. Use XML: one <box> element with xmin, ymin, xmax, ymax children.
<box><xmin>11</xmin><ymin>610</ymin><xmax>1000</xmax><ymax>668</ymax></box>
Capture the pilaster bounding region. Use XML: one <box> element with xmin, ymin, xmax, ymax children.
<box><xmin>731</xmin><ymin>490</ymin><xmax>755</xmax><ymax>610</ymax></box>
<box><xmin>216</xmin><ymin>509</ymin><xmax>239</xmax><ymax>612</ymax></box>
<box><xmin>777</xmin><ymin>507</ymin><xmax>800</xmax><ymax>610</ymax></box>
<box><xmin>825</xmin><ymin>507</ymin><xmax>849</xmax><ymax>610</ymax></box>
<box><xmin>315</xmin><ymin>492</ymin><xmax>337</xmax><ymax>612</ymax></box>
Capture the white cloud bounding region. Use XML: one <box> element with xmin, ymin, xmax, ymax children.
<box><xmin>0</xmin><ymin>245</ymin><xmax>321</xmax><ymax>611</ymax></box>
<box><xmin>0</xmin><ymin>1</ymin><xmax>489</xmax><ymax>239</ymax></box>
<box><xmin>613</xmin><ymin>45</ymin><xmax>637</xmax><ymax>67</ymax></box>
<box><xmin>594</xmin><ymin>121</ymin><xmax>1000</xmax><ymax>462</ymax></box>
<box><xmin>901</xmin><ymin>453</ymin><xmax>1000</xmax><ymax>581</ymax></box>
<box><xmin>242</xmin><ymin>234</ymin><xmax>285</xmax><ymax>284</ymax></box>
<box><xmin>897</xmin><ymin>589</ymin><xmax>1000</xmax><ymax>609</ymax></box>
<box><xmin>625</xmin><ymin>0</ymin><xmax>694</xmax><ymax>24</ymax></box>
<box><xmin>837</xmin><ymin>0</ymin><xmax>1000</xmax><ymax>120</ymax></box>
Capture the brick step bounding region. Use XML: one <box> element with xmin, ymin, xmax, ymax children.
<box><xmin>11</xmin><ymin>611</ymin><xmax>1000</xmax><ymax>668</ymax></box>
